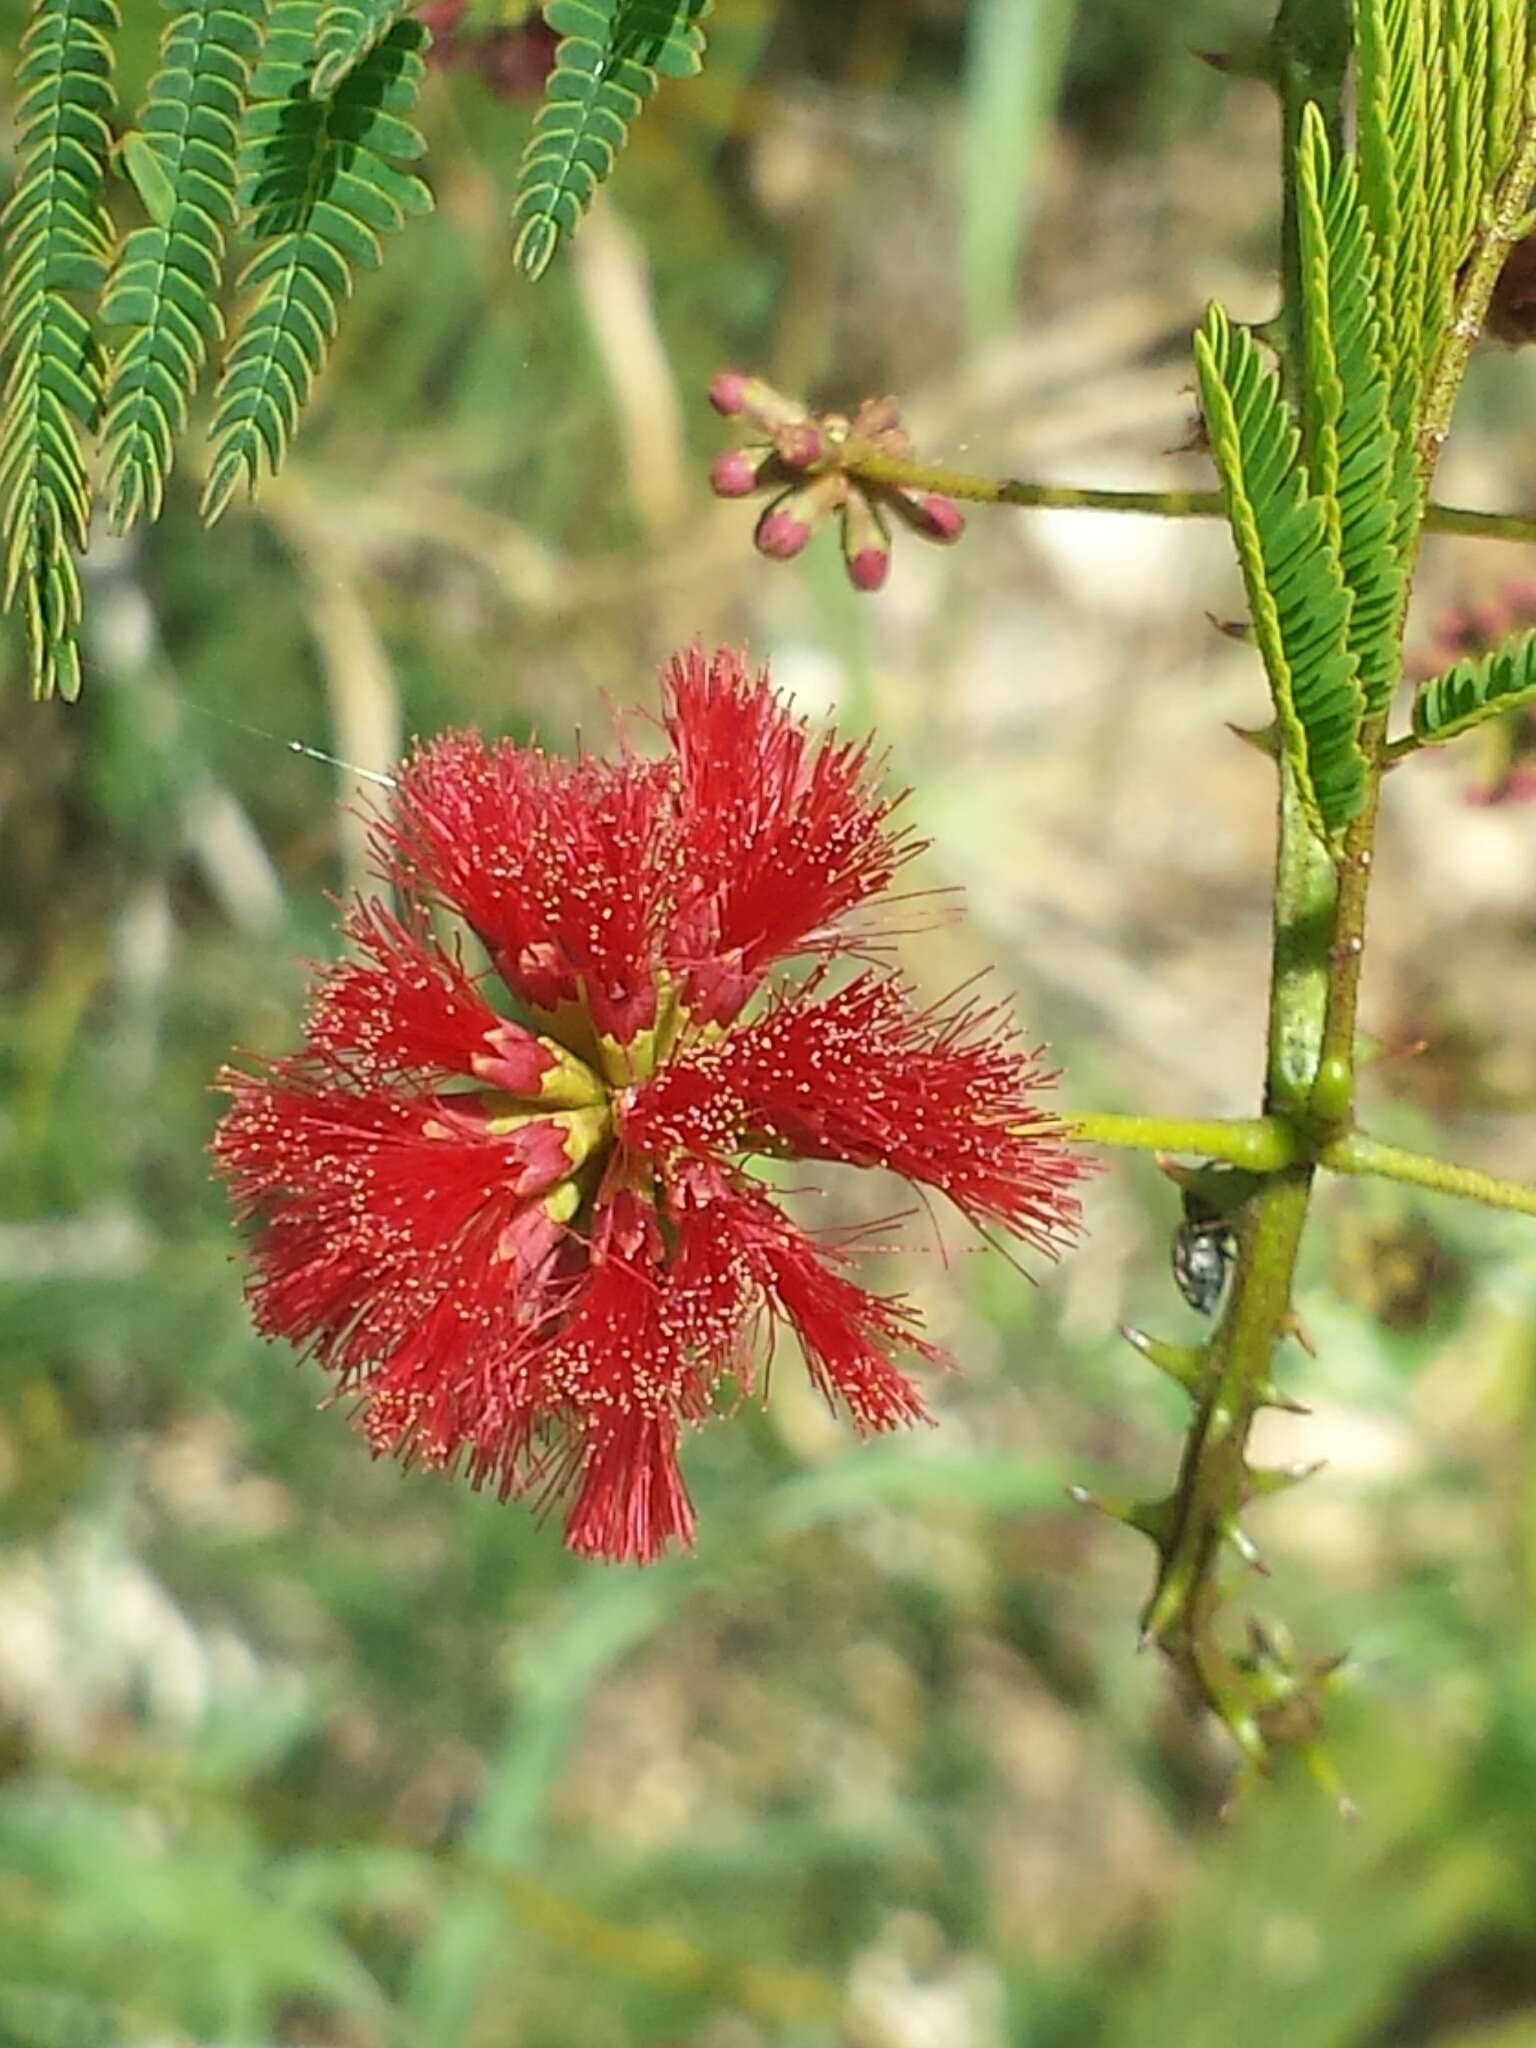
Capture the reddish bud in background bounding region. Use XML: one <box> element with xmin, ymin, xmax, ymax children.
<box><xmin>1411</xmin><ymin>581</ymin><xmax>1536</xmax><ymax>804</ymax></box>
<box><xmin>420</xmin><ymin>1</ymin><xmax>558</xmax><ymax>100</ymax></box>
<box><xmin>1487</xmin><ymin>233</ymin><xmax>1536</xmax><ymax>348</ymax></box>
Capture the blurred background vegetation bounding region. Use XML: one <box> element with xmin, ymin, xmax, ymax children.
<box><xmin>4</xmin><ymin>1</ymin><xmax>1536</xmax><ymax>2041</ymax></box>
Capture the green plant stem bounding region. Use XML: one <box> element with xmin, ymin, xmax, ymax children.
<box><xmin>1070</xmin><ymin>1110</ymin><xmax>1536</xmax><ymax>1218</ymax></box>
<box><xmin>1063</xmin><ymin>1112</ymin><xmax>1299</xmax><ymax>1168</ymax></box>
<box><xmin>1425</xmin><ymin>503</ymin><xmax>1536</xmax><ymax>545</ymax></box>
<box><xmin>1380</xmin><ymin>732</ymin><xmax>1427</xmax><ymax>764</ymax></box>
<box><xmin>1142</xmin><ymin>1168</ymin><xmax>1315</xmax><ymax>1740</ymax></box>
<box><xmin>842</xmin><ymin>453</ymin><xmax>1227</xmax><ymax>516</ymax></box>
<box><xmin>1267</xmin><ymin>766</ymin><xmax>1338</xmax><ymax>1118</ymax></box>
<box><xmin>1130</xmin><ymin>4</ymin><xmax>1354</xmax><ymax>1778</ymax></box>
<box><xmin>990</xmin><ymin>34</ymin><xmax>1536</xmax><ymax>1784</ymax></box>
<box><xmin>1322</xmin><ymin>1133</ymin><xmax>1536</xmax><ymax>1218</ymax></box>
<box><xmin>838</xmin><ymin>446</ymin><xmax>1536</xmax><ymax>545</ymax></box>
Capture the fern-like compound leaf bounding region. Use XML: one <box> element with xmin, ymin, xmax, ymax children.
<box><xmin>1417</xmin><ymin>0</ymin><xmax>1489</xmax><ymax>377</ymax></box>
<box><xmin>513</xmin><ymin>0</ymin><xmax>713</xmax><ymax>281</ymax></box>
<box><xmin>1356</xmin><ymin>0</ymin><xmax>1520</xmax><ymax>477</ymax></box>
<box><xmin>202</xmin><ymin>0</ymin><xmax>432</xmax><ymax>524</ymax></box>
<box><xmin>1411</xmin><ymin>629</ymin><xmax>1536</xmax><ymax>747</ymax></box>
<box><xmin>0</xmin><ymin>0</ymin><xmax>119</xmax><ymax>700</ymax></box>
<box><xmin>1293</xmin><ymin>104</ymin><xmax>1408</xmax><ymax>720</ymax></box>
<box><xmin>1354</xmin><ymin>0</ymin><xmax>1429</xmax><ymax>542</ymax></box>
<box><xmin>1487</xmin><ymin>0</ymin><xmax>1529</xmax><ymax>190</ymax></box>
<box><xmin>312</xmin><ymin>0</ymin><xmax>416</xmax><ymax>96</ymax></box>
<box><xmin>1195</xmin><ymin>303</ymin><xmax>1365</xmax><ymax>843</ymax></box>
<box><xmin>101</xmin><ymin>0</ymin><xmax>266</xmax><ymax>532</ymax></box>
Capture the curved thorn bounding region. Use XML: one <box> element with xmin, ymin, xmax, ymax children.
<box><xmin>1245</xmin><ymin>1458</ymin><xmax>1325</xmax><ymax>1497</ymax></box>
<box><xmin>1119</xmin><ymin>1322</ymin><xmax>1206</xmax><ymax>1393</ymax></box>
<box><xmin>1224</xmin><ymin>1519</ymin><xmax>1270</xmax><ymax>1575</ymax></box>
<box><xmin>1281</xmin><ymin>1307</ymin><xmax>1319</xmax><ymax>1356</ymax></box>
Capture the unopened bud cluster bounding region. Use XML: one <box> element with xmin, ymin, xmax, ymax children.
<box><xmin>709</xmin><ymin>374</ymin><xmax>964</xmax><ymax>592</ymax></box>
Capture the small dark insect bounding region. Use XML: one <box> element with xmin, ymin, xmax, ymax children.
<box><xmin>1172</xmin><ymin>1216</ymin><xmax>1236</xmax><ymax>1316</ymax></box>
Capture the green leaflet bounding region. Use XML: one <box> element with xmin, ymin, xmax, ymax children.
<box><xmin>1411</xmin><ymin>628</ymin><xmax>1536</xmax><ymax>746</ymax></box>
<box><xmin>312</xmin><ymin>0</ymin><xmax>416</xmax><ymax>97</ymax></box>
<box><xmin>1488</xmin><ymin>0</ymin><xmax>1529</xmax><ymax>186</ymax></box>
<box><xmin>1354</xmin><ymin>0</ymin><xmax>1428</xmax><ymax>557</ymax></box>
<box><xmin>1293</xmin><ymin>103</ymin><xmax>1408</xmax><ymax>719</ymax></box>
<box><xmin>201</xmin><ymin>1</ymin><xmax>432</xmax><ymax>523</ymax></box>
<box><xmin>1195</xmin><ymin>303</ymin><xmax>1365</xmax><ymax>843</ymax></box>
<box><xmin>0</xmin><ymin>0</ymin><xmax>119</xmax><ymax>701</ymax></box>
<box><xmin>1356</xmin><ymin>0</ymin><xmax>1521</xmax><ymax>446</ymax></box>
<box><xmin>101</xmin><ymin>1</ymin><xmax>266</xmax><ymax>531</ymax></box>
<box><xmin>513</xmin><ymin>0</ymin><xmax>713</xmax><ymax>281</ymax></box>
<box><xmin>119</xmin><ymin>130</ymin><xmax>177</xmax><ymax>231</ymax></box>
<box><xmin>1418</xmin><ymin>0</ymin><xmax>1492</xmax><ymax>375</ymax></box>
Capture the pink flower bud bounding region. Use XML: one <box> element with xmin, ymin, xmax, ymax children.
<box><xmin>894</xmin><ymin>490</ymin><xmax>966</xmax><ymax>543</ymax></box>
<box><xmin>846</xmin><ymin>548</ymin><xmax>890</xmax><ymax>592</ymax></box>
<box><xmin>775</xmin><ymin>422</ymin><xmax>825</xmax><ymax>470</ymax></box>
<box><xmin>709</xmin><ymin>373</ymin><xmax>811</xmax><ymax>434</ymax></box>
<box><xmin>709</xmin><ymin>370</ymin><xmax>752</xmax><ymax>416</ymax></box>
<box><xmin>919</xmin><ymin>493</ymin><xmax>965</xmax><ymax>541</ymax></box>
<box><xmin>841</xmin><ymin>486</ymin><xmax>891</xmax><ymax>592</ymax></box>
<box><xmin>710</xmin><ymin>448</ymin><xmax>765</xmax><ymax>497</ymax></box>
<box><xmin>756</xmin><ymin>507</ymin><xmax>813</xmax><ymax>559</ymax></box>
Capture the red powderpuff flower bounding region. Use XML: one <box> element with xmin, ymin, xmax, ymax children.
<box><xmin>213</xmin><ymin>648</ymin><xmax>1088</xmax><ymax>1562</ymax></box>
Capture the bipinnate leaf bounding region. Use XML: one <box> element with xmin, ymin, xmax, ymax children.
<box><xmin>201</xmin><ymin>0</ymin><xmax>432</xmax><ymax>523</ymax></box>
<box><xmin>312</xmin><ymin>0</ymin><xmax>417</xmax><ymax>97</ymax></box>
<box><xmin>101</xmin><ymin>0</ymin><xmax>266</xmax><ymax>531</ymax></box>
<box><xmin>1194</xmin><ymin>303</ymin><xmax>1366</xmax><ymax>841</ymax></box>
<box><xmin>513</xmin><ymin>0</ymin><xmax>713</xmax><ymax>281</ymax></box>
<box><xmin>0</xmin><ymin>0</ymin><xmax>119</xmax><ymax>701</ymax></box>
<box><xmin>1411</xmin><ymin>628</ymin><xmax>1536</xmax><ymax>747</ymax></box>
<box><xmin>1293</xmin><ymin>102</ymin><xmax>1409</xmax><ymax>718</ymax></box>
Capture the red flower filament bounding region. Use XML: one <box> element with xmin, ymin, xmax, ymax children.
<box><xmin>213</xmin><ymin>649</ymin><xmax>1088</xmax><ymax>1561</ymax></box>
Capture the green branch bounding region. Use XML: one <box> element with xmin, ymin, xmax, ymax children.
<box><xmin>1141</xmin><ymin>1169</ymin><xmax>1318</xmax><ymax>1757</ymax></box>
<box><xmin>1101</xmin><ymin>0</ymin><xmax>1353</xmax><ymax>1797</ymax></box>
<box><xmin>1064</xmin><ymin>1112</ymin><xmax>1300</xmax><ymax>1169</ymax></box>
<box><xmin>1322</xmin><ymin>1132</ymin><xmax>1536</xmax><ymax>1218</ymax></box>
<box><xmin>838</xmin><ymin>444</ymin><xmax>1536</xmax><ymax>545</ymax></box>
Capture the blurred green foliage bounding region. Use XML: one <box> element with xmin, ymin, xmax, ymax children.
<box><xmin>3</xmin><ymin>1</ymin><xmax>1536</xmax><ymax>2043</ymax></box>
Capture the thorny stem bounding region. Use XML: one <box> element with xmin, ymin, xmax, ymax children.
<box><xmin>1061</xmin><ymin>37</ymin><xmax>1536</xmax><ymax>1794</ymax></box>
<box><xmin>1109</xmin><ymin>10</ymin><xmax>1358</xmax><ymax>1791</ymax></box>
<box><xmin>839</xmin><ymin>451</ymin><xmax>1536</xmax><ymax>549</ymax></box>
<box><xmin>824</xmin><ymin>51</ymin><xmax>1536</xmax><ymax>1788</ymax></box>
<box><xmin>1141</xmin><ymin>1170</ymin><xmax>1316</xmax><ymax>1736</ymax></box>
